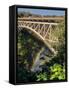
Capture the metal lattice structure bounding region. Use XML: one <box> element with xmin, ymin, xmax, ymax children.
<box><xmin>18</xmin><ymin>18</ymin><xmax>60</xmax><ymax>54</ymax></box>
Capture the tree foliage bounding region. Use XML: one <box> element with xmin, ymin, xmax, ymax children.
<box><xmin>16</xmin><ymin>20</ymin><xmax>66</xmax><ymax>82</ymax></box>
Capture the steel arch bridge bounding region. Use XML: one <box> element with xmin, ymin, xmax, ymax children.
<box><xmin>18</xmin><ymin>17</ymin><xmax>60</xmax><ymax>55</ymax></box>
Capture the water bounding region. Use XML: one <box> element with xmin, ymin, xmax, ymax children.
<box><xmin>31</xmin><ymin>47</ymin><xmax>53</xmax><ymax>72</ymax></box>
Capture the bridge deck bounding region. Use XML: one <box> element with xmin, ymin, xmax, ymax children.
<box><xmin>18</xmin><ymin>21</ymin><xmax>58</xmax><ymax>25</ymax></box>
<box><xmin>18</xmin><ymin>17</ymin><xmax>64</xmax><ymax>21</ymax></box>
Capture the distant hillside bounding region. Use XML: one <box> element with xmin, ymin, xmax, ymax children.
<box><xmin>18</xmin><ymin>11</ymin><xmax>64</xmax><ymax>18</ymax></box>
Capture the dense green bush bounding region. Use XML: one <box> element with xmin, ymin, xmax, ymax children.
<box><xmin>50</xmin><ymin>64</ymin><xmax>65</xmax><ymax>80</ymax></box>
<box><xmin>36</xmin><ymin>72</ymin><xmax>48</xmax><ymax>81</ymax></box>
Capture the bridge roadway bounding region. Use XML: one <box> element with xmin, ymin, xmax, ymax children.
<box><xmin>18</xmin><ymin>17</ymin><xmax>64</xmax><ymax>21</ymax></box>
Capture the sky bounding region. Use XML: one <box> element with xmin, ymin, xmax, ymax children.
<box><xmin>18</xmin><ymin>8</ymin><xmax>65</xmax><ymax>16</ymax></box>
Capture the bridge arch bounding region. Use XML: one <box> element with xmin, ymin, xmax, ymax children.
<box><xmin>18</xmin><ymin>26</ymin><xmax>56</xmax><ymax>55</ymax></box>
